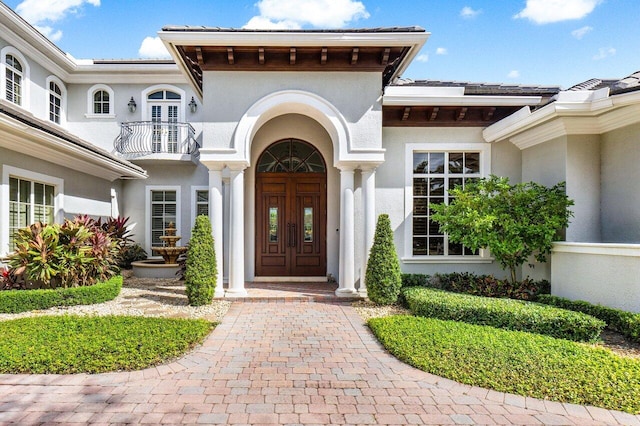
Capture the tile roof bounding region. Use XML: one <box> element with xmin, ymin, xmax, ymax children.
<box><xmin>568</xmin><ymin>71</ymin><xmax>640</xmax><ymax>95</ymax></box>
<box><xmin>391</xmin><ymin>79</ymin><xmax>560</xmax><ymax>97</ymax></box>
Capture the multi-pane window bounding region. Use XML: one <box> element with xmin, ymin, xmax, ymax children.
<box><xmin>5</xmin><ymin>54</ymin><xmax>23</xmax><ymax>105</ymax></box>
<box><xmin>9</xmin><ymin>177</ymin><xmax>55</xmax><ymax>250</ymax></box>
<box><xmin>151</xmin><ymin>190</ymin><xmax>177</xmax><ymax>246</ymax></box>
<box><xmin>195</xmin><ymin>190</ymin><xmax>209</xmax><ymax>217</ymax></box>
<box><xmin>93</xmin><ymin>90</ymin><xmax>110</xmax><ymax>114</ymax></box>
<box><xmin>412</xmin><ymin>151</ymin><xmax>481</xmax><ymax>256</ymax></box>
<box><xmin>49</xmin><ymin>81</ymin><xmax>62</xmax><ymax>124</ymax></box>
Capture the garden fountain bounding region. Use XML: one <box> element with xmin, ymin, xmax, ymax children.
<box><xmin>131</xmin><ymin>222</ymin><xmax>187</xmax><ymax>279</ymax></box>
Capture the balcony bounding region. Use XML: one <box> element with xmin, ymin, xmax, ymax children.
<box><xmin>114</xmin><ymin>121</ymin><xmax>199</xmax><ymax>163</ymax></box>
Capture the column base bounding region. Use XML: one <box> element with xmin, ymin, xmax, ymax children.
<box><xmin>225</xmin><ymin>288</ymin><xmax>248</xmax><ymax>297</ymax></box>
<box><xmin>358</xmin><ymin>288</ymin><xmax>368</xmax><ymax>298</ymax></box>
<box><xmin>335</xmin><ymin>288</ymin><xmax>359</xmax><ymax>297</ymax></box>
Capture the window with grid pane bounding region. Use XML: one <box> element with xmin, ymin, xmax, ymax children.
<box><xmin>412</xmin><ymin>151</ymin><xmax>481</xmax><ymax>256</ymax></box>
<box><xmin>49</xmin><ymin>81</ymin><xmax>62</xmax><ymax>124</ymax></box>
<box><xmin>195</xmin><ymin>190</ymin><xmax>209</xmax><ymax>217</ymax></box>
<box><xmin>93</xmin><ymin>90</ymin><xmax>109</xmax><ymax>114</ymax></box>
<box><xmin>5</xmin><ymin>54</ymin><xmax>23</xmax><ymax>105</ymax></box>
<box><xmin>151</xmin><ymin>190</ymin><xmax>177</xmax><ymax>246</ymax></box>
<box><xmin>9</xmin><ymin>177</ymin><xmax>55</xmax><ymax>250</ymax></box>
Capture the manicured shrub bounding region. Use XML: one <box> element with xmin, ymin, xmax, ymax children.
<box><xmin>400</xmin><ymin>272</ymin><xmax>550</xmax><ymax>300</ymax></box>
<box><xmin>0</xmin><ymin>315</ymin><xmax>214</xmax><ymax>374</ymax></box>
<box><xmin>368</xmin><ymin>315</ymin><xmax>640</xmax><ymax>414</ymax></box>
<box><xmin>403</xmin><ymin>287</ymin><xmax>605</xmax><ymax>342</ymax></box>
<box><xmin>185</xmin><ymin>215</ymin><xmax>216</xmax><ymax>306</ymax></box>
<box><xmin>365</xmin><ymin>214</ymin><xmax>402</xmax><ymax>305</ymax></box>
<box><xmin>537</xmin><ymin>294</ymin><xmax>640</xmax><ymax>343</ymax></box>
<box><xmin>0</xmin><ymin>276</ymin><xmax>122</xmax><ymax>314</ymax></box>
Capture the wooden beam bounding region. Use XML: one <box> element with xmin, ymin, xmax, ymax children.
<box><xmin>258</xmin><ymin>47</ymin><xmax>265</xmax><ymax>65</ymax></box>
<box><xmin>290</xmin><ymin>47</ymin><xmax>296</xmax><ymax>65</ymax></box>
<box><xmin>351</xmin><ymin>47</ymin><xmax>359</xmax><ymax>65</ymax></box>
<box><xmin>195</xmin><ymin>47</ymin><xmax>204</xmax><ymax>66</ymax></box>
<box><xmin>483</xmin><ymin>107</ymin><xmax>496</xmax><ymax>121</ymax></box>
<box><xmin>381</xmin><ymin>48</ymin><xmax>390</xmax><ymax>65</ymax></box>
<box><xmin>429</xmin><ymin>107</ymin><xmax>440</xmax><ymax>121</ymax></box>
<box><xmin>227</xmin><ymin>47</ymin><xmax>234</xmax><ymax>65</ymax></box>
<box><xmin>320</xmin><ymin>47</ymin><xmax>327</xmax><ymax>65</ymax></box>
<box><xmin>402</xmin><ymin>107</ymin><xmax>411</xmax><ymax>121</ymax></box>
<box><xmin>456</xmin><ymin>107</ymin><xmax>468</xmax><ymax>121</ymax></box>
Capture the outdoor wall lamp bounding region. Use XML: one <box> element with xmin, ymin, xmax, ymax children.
<box><xmin>127</xmin><ymin>97</ymin><xmax>137</xmax><ymax>113</ymax></box>
<box><xmin>188</xmin><ymin>97</ymin><xmax>198</xmax><ymax>113</ymax></box>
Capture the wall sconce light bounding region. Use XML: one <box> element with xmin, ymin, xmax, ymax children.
<box><xmin>188</xmin><ymin>97</ymin><xmax>198</xmax><ymax>113</ymax></box>
<box><xmin>127</xmin><ymin>97</ymin><xmax>137</xmax><ymax>113</ymax></box>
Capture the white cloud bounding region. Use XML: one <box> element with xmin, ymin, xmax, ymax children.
<box><xmin>460</xmin><ymin>6</ymin><xmax>481</xmax><ymax>19</ymax></box>
<box><xmin>571</xmin><ymin>25</ymin><xmax>593</xmax><ymax>39</ymax></box>
<box><xmin>507</xmin><ymin>70</ymin><xmax>520</xmax><ymax>79</ymax></box>
<box><xmin>592</xmin><ymin>47</ymin><xmax>616</xmax><ymax>60</ymax></box>
<box><xmin>15</xmin><ymin>0</ymin><xmax>99</xmax><ymax>42</ymax></box>
<box><xmin>436</xmin><ymin>47</ymin><xmax>447</xmax><ymax>55</ymax></box>
<box><xmin>138</xmin><ymin>37</ymin><xmax>171</xmax><ymax>59</ymax></box>
<box><xmin>514</xmin><ymin>0</ymin><xmax>602</xmax><ymax>24</ymax></box>
<box><xmin>244</xmin><ymin>16</ymin><xmax>301</xmax><ymax>29</ymax></box>
<box><xmin>244</xmin><ymin>0</ymin><xmax>369</xmax><ymax>28</ymax></box>
<box><xmin>415</xmin><ymin>54</ymin><xmax>429</xmax><ymax>63</ymax></box>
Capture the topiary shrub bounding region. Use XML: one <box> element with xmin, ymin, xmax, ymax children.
<box><xmin>365</xmin><ymin>214</ymin><xmax>401</xmax><ymax>305</ymax></box>
<box><xmin>185</xmin><ymin>215</ymin><xmax>216</xmax><ymax>306</ymax></box>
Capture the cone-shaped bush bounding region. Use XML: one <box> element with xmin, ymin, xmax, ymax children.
<box><xmin>365</xmin><ymin>214</ymin><xmax>402</xmax><ymax>305</ymax></box>
<box><xmin>185</xmin><ymin>215</ymin><xmax>217</xmax><ymax>306</ymax></box>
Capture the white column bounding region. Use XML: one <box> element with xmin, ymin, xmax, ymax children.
<box><xmin>226</xmin><ymin>167</ymin><xmax>247</xmax><ymax>296</ymax></box>
<box><xmin>360</xmin><ymin>167</ymin><xmax>376</xmax><ymax>296</ymax></box>
<box><xmin>208</xmin><ymin>168</ymin><xmax>225</xmax><ymax>298</ymax></box>
<box><xmin>336</xmin><ymin>167</ymin><xmax>357</xmax><ymax>296</ymax></box>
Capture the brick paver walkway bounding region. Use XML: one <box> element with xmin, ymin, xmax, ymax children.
<box><xmin>1</xmin><ymin>300</ymin><xmax>639</xmax><ymax>425</ymax></box>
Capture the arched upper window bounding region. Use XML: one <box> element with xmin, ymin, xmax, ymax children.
<box><xmin>257</xmin><ymin>139</ymin><xmax>326</xmax><ymax>173</ymax></box>
<box><xmin>147</xmin><ymin>90</ymin><xmax>181</xmax><ymax>101</ymax></box>
<box><xmin>1</xmin><ymin>47</ymin><xmax>30</xmax><ymax>109</ymax></box>
<box><xmin>86</xmin><ymin>84</ymin><xmax>115</xmax><ymax>118</ymax></box>
<box><xmin>46</xmin><ymin>76</ymin><xmax>66</xmax><ymax>125</ymax></box>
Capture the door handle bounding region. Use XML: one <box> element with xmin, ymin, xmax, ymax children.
<box><xmin>292</xmin><ymin>223</ymin><xmax>296</xmax><ymax>247</ymax></box>
<box><xmin>287</xmin><ymin>223</ymin><xmax>292</xmax><ymax>247</ymax></box>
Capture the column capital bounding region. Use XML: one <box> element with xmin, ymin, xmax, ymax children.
<box><xmin>227</xmin><ymin>161</ymin><xmax>249</xmax><ymax>172</ymax></box>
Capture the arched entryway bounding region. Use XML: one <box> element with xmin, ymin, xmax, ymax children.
<box><xmin>255</xmin><ymin>139</ymin><xmax>327</xmax><ymax>277</ymax></box>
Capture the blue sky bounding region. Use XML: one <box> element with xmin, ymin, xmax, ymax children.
<box><xmin>4</xmin><ymin>0</ymin><xmax>638</xmax><ymax>88</ymax></box>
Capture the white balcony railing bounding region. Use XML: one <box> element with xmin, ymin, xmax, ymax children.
<box><xmin>114</xmin><ymin>121</ymin><xmax>199</xmax><ymax>159</ymax></box>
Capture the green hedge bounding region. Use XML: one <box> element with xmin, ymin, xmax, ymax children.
<box><xmin>537</xmin><ymin>294</ymin><xmax>640</xmax><ymax>343</ymax></box>
<box><xmin>403</xmin><ymin>287</ymin><xmax>605</xmax><ymax>342</ymax></box>
<box><xmin>368</xmin><ymin>315</ymin><xmax>640</xmax><ymax>414</ymax></box>
<box><xmin>0</xmin><ymin>276</ymin><xmax>122</xmax><ymax>314</ymax></box>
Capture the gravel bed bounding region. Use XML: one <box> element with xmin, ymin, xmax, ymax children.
<box><xmin>0</xmin><ymin>274</ymin><xmax>231</xmax><ymax>322</ymax></box>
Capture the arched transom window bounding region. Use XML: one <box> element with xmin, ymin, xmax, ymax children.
<box><xmin>257</xmin><ymin>139</ymin><xmax>326</xmax><ymax>173</ymax></box>
<box><xmin>5</xmin><ymin>54</ymin><xmax>23</xmax><ymax>105</ymax></box>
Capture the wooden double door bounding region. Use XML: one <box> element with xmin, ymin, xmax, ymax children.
<box><xmin>256</xmin><ymin>173</ymin><xmax>327</xmax><ymax>276</ymax></box>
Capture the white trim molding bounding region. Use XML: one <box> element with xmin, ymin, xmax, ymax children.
<box><xmin>1</xmin><ymin>165</ymin><xmax>64</xmax><ymax>257</ymax></box>
<box><xmin>1</xmin><ymin>46</ymin><xmax>30</xmax><ymax>111</ymax></box>
<box><xmin>403</xmin><ymin>142</ymin><xmax>492</xmax><ymax>263</ymax></box>
<box><xmin>190</xmin><ymin>185</ymin><xmax>209</xmax><ymax>231</ymax></box>
<box><xmin>85</xmin><ymin>84</ymin><xmax>116</xmax><ymax>119</ymax></box>
<box><xmin>384</xmin><ymin>86</ymin><xmax>543</xmax><ymax>107</ymax></box>
<box><xmin>552</xmin><ymin>242</ymin><xmax>640</xmax><ymax>258</ymax></box>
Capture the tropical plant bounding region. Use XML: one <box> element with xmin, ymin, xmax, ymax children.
<box><xmin>184</xmin><ymin>215</ymin><xmax>216</xmax><ymax>306</ymax></box>
<box><xmin>431</xmin><ymin>175</ymin><xmax>573</xmax><ymax>283</ymax></box>
<box><xmin>365</xmin><ymin>214</ymin><xmax>402</xmax><ymax>305</ymax></box>
<box><xmin>118</xmin><ymin>243</ymin><xmax>147</xmax><ymax>269</ymax></box>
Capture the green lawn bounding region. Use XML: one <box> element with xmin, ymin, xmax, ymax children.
<box><xmin>369</xmin><ymin>315</ymin><xmax>640</xmax><ymax>414</ymax></box>
<box><xmin>0</xmin><ymin>315</ymin><xmax>214</xmax><ymax>374</ymax></box>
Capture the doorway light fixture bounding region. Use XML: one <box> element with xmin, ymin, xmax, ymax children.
<box><xmin>127</xmin><ymin>97</ymin><xmax>137</xmax><ymax>113</ymax></box>
<box><xmin>188</xmin><ymin>97</ymin><xmax>198</xmax><ymax>113</ymax></box>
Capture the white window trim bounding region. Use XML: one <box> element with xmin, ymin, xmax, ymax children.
<box><xmin>1</xmin><ymin>166</ymin><xmax>64</xmax><ymax>257</ymax></box>
<box><xmin>46</xmin><ymin>75</ymin><xmax>67</xmax><ymax>126</ymax></box>
<box><xmin>145</xmin><ymin>185</ymin><xmax>181</xmax><ymax>255</ymax></box>
<box><xmin>85</xmin><ymin>84</ymin><xmax>116</xmax><ymax>119</ymax></box>
<box><xmin>402</xmin><ymin>142</ymin><xmax>493</xmax><ymax>263</ymax></box>
<box><xmin>1</xmin><ymin>46</ymin><xmax>30</xmax><ymax>110</ymax></box>
<box><xmin>141</xmin><ymin>84</ymin><xmax>186</xmax><ymax>122</ymax></box>
<box><xmin>191</xmin><ymin>185</ymin><xmax>209</xmax><ymax>231</ymax></box>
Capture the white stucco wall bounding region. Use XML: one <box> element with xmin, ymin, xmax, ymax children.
<box><xmin>566</xmin><ymin>135</ymin><xmax>601</xmax><ymax>242</ymax></box>
<box><xmin>552</xmin><ymin>243</ymin><xmax>640</xmax><ymax>313</ymax></box>
<box><xmin>601</xmin><ymin>122</ymin><xmax>640</xmax><ymax>243</ymax></box>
